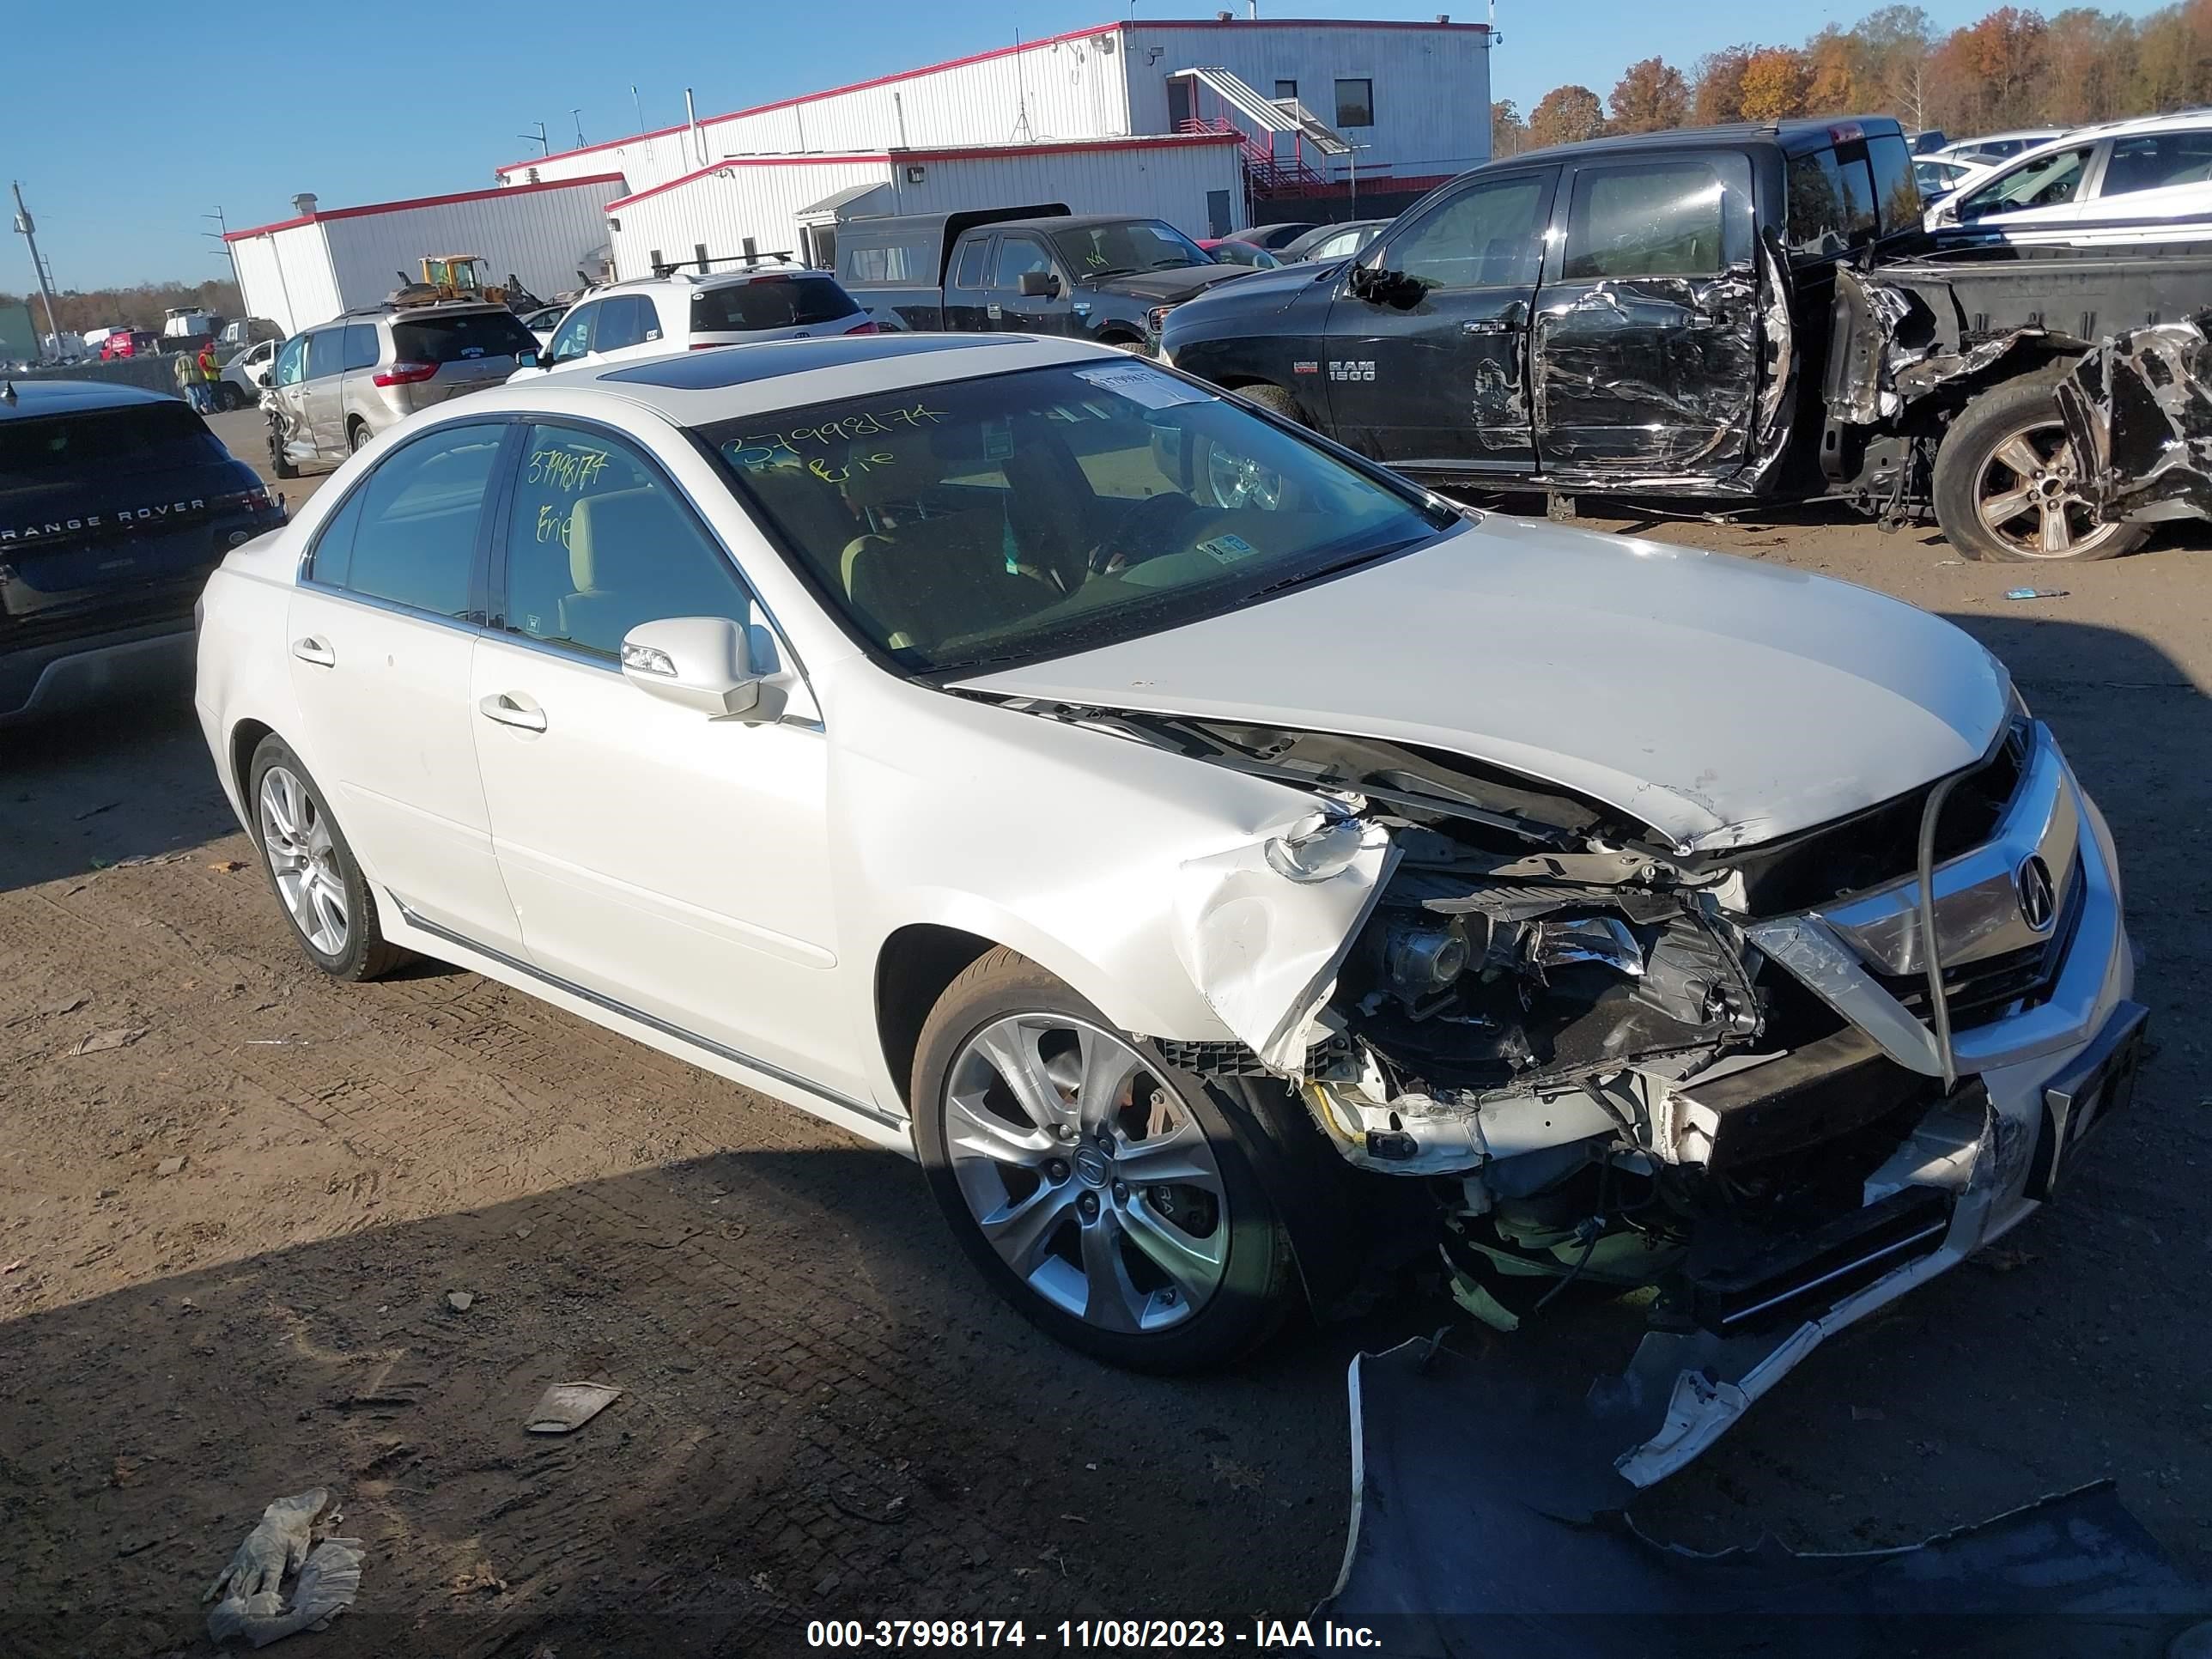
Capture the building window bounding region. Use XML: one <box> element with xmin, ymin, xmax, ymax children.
<box><xmin>1273</xmin><ymin>78</ymin><xmax>1297</xmax><ymax>102</ymax></box>
<box><xmin>1334</xmin><ymin>78</ymin><xmax>1373</xmax><ymax>129</ymax></box>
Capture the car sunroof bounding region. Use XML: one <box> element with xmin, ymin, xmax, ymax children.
<box><xmin>601</xmin><ymin>333</ymin><xmax>1018</xmax><ymax>390</ymax></box>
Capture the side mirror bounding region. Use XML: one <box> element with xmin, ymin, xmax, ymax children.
<box><xmin>620</xmin><ymin>616</ymin><xmax>762</xmax><ymax>718</ymax></box>
<box><xmin>514</xmin><ymin>348</ymin><xmax>538</xmax><ymax>368</ymax></box>
<box><xmin>1016</xmin><ymin>270</ymin><xmax>1059</xmax><ymax>299</ymax></box>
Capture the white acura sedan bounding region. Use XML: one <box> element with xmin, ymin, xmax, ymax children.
<box><xmin>196</xmin><ymin>335</ymin><xmax>2141</xmax><ymax>1469</ymax></box>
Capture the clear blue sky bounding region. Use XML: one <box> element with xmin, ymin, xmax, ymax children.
<box><xmin>0</xmin><ymin>0</ymin><xmax>2168</xmax><ymax>289</ymax></box>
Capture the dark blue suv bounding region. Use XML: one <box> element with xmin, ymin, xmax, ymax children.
<box><xmin>0</xmin><ymin>380</ymin><xmax>283</xmax><ymax>726</ymax></box>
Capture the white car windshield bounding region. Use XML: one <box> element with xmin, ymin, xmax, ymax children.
<box><xmin>707</xmin><ymin>362</ymin><xmax>1453</xmax><ymax>674</ymax></box>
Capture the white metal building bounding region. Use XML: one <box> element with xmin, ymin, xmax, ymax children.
<box><xmin>495</xmin><ymin>15</ymin><xmax>1491</xmax><ymax>208</ymax></box>
<box><xmin>603</xmin><ymin>135</ymin><xmax>1247</xmax><ymax>280</ymax></box>
<box><xmin>225</xmin><ymin>175</ymin><xmax>626</xmax><ymax>337</ymax></box>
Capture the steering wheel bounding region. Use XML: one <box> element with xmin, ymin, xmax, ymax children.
<box><xmin>1086</xmin><ymin>491</ymin><xmax>1204</xmax><ymax>577</ymax></box>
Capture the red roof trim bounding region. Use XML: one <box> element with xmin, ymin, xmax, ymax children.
<box><xmin>497</xmin><ymin>16</ymin><xmax>1487</xmax><ymax>179</ymax></box>
<box><xmin>225</xmin><ymin>172</ymin><xmax>629</xmax><ymax>241</ymax></box>
<box><xmin>605</xmin><ymin>133</ymin><xmax>1239</xmax><ymax>210</ymax></box>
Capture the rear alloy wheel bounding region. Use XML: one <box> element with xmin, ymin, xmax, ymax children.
<box><xmin>1932</xmin><ymin>373</ymin><xmax>2148</xmax><ymax>562</ymax></box>
<box><xmin>348</xmin><ymin>420</ymin><xmax>374</xmax><ymax>456</ymax></box>
<box><xmin>913</xmin><ymin>949</ymin><xmax>1297</xmax><ymax>1372</ymax></box>
<box><xmin>247</xmin><ymin>736</ymin><xmax>404</xmax><ymax>981</ymax></box>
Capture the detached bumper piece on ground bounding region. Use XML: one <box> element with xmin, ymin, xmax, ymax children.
<box><xmin>1325</xmin><ymin>1339</ymin><xmax>2212</xmax><ymax>1659</ymax></box>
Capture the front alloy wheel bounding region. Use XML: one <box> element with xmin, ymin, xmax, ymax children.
<box><xmin>912</xmin><ymin>948</ymin><xmax>1298</xmax><ymax>1372</ymax></box>
<box><xmin>944</xmin><ymin>1015</ymin><xmax>1230</xmax><ymax>1334</ymax></box>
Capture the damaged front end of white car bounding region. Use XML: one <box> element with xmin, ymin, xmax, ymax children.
<box><xmin>1092</xmin><ymin>699</ymin><xmax>2142</xmax><ymax>1487</ymax></box>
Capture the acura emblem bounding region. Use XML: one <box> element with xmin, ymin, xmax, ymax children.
<box><xmin>2015</xmin><ymin>854</ymin><xmax>2057</xmax><ymax>933</ymax></box>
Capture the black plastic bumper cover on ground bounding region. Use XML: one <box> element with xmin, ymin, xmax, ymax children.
<box><xmin>1322</xmin><ymin>1338</ymin><xmax>2209</xmax><ymax>1657</ymax></box>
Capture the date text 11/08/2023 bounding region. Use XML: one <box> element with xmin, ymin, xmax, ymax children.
<box><xmin>805</xmin><ymin>1620</ymin><xmax>1381</xmax><ymax>1650</ymax></box>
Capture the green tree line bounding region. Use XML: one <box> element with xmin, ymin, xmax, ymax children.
<box><xmin>0</xmin><ymin>278</ymin><xmax>246</xmax><ymax>342</ymax></box>
<box><xmin>1494</xmin><ymin>0</ymin><xmax>2212</xmax><ymax>154</ymax></box>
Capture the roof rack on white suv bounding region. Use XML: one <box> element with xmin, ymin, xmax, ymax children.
<box><xmin>511</xmin><ymin>265</ymin><xmax>873</xmax><ymax>380</ymax></box>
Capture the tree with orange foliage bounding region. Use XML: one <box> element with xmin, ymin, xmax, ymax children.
<box><xmin>1528</xmin><ymin>84</ymin><xmax>1608</xmax><ymax>149</ymax></box>
<box><xmin>1608</xmin><ymin>56</ymin><xmax>1692</xmax><ymax>132</ymax></box>
<box><xmin>1692</xmin><ymin>45</ymin><xmax>1756</xmax><ymax>123</ymax></box>
<box><xmin>1739</xmin><ymin>47</ymin><xmax>1813</xmax><ymax>119</ymax></box>
<box><xmin>1804</xmin><ymin>27</ymin><xmax>1865</xmax><ymax>113</ymax></box>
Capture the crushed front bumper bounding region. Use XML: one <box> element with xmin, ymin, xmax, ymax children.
<box><xmin>1604</xmin><ymin>731</ymin><xmax>2139</xmax><ymax>1483</ymax></box>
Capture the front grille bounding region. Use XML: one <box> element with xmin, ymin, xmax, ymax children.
<box><xmin>1729</xmin><ymin>723</ymin><xmax>2029</xmax><ymax>917</ymax></box>
<box><xmin>1871</xmin><ymin>851</ymin><xmax>2085</xmax><ymax>1030</ymax></box>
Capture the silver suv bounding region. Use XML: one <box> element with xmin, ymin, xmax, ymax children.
<box><xmin>261</xmin><ymin>301</ymin><xmax>540</xmax><ymax>477</ymax></box>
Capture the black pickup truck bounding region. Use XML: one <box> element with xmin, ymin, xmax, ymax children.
<box><xmin>836</xmin><ymin>208</ymin><xmax>1253</xmax><ymax>353</ymax></box>
<box><xmin>1159</xmin><ymin>116</ymin><xmax>2212</xmax><ymax>562</ymax></box>
<box><xmin>1</xmin><ymin>380</ymin><xmax>282</xmax><ymax>726</ymax></box>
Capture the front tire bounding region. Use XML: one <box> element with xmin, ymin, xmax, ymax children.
<box><xmin>1932</xmin><ymin>370</ymin><xmax>2148</xmax><ymax>563</ymax></box>
<box><xmin>247</xmin><ymin>737</ymin><xmax>405</xmax><ymax>981</ymax></box>
<box><xmin>268</xmin><ymin>423</ymin><xmax>298</xmax><ymax>479</ymax></box>
<box><xmin>911</xmin><ymin>948</ymin><xmax>1299</xmax><ymax>1373</ymax></box>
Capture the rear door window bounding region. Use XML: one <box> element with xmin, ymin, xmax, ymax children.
<box><xmin>1867</xmin><ymin>132</ymin><xmax>1923</xmax><ymax>231</ymax></box>
<box><xmin>325</xmin><ymin>423</ymin><xmax>505</xmax><ymax>618</ymax></box>
<box><xmin>343</xmin><ymin>324</ymin><xmax>380</xmax><ymax>371</ymax></box>
<box><xmin>1786</xmin><ymin>148</ymin><xmax>1878</xmax><ymax>258</ymax></box>
<box><xmin>2100</xmin><ymin>130</ymin><xmax>2212</xmax><ymax>198</ymax></box>
<box><xmin>1561</xmin><ymin>156</ymin><xmax>1746</xmax><ymax>279</ymax></box>
<box><xmin>690</xmin><ymin>276</ymin><xmax>860</xmax><ymax>331</ymax></box>
<box><xmin>951</xmin><ymin>238</ymin><xmax>992</xmax><ymax>290</ymax></box>
<box><xmin>391</xmin><ymin>310</ymin><xmax>538</xmax><ymax>364</ymax></box>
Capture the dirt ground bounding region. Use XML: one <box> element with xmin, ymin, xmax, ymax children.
<box><xmin>3</xmin><ymin>415</ymin><xmax>2209</xmax><ymax>1655</ymax></box>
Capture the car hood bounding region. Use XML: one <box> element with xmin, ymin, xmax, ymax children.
<box><xmin>1085</xmin><ymin>264</ymin><xmax>1253</xmax><ymax>303</ymax></box>
<box><xmin>1162</xmin><ymin>260</ymin><xmax>1333</xmax><ymax>327</ymax></box>
<box><xmin>952</xmin><ymin>514</ymin><xmax>2011</xmax><ymax>854</ymax></box>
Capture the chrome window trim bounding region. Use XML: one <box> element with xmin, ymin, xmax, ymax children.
<box><xmin>394</xmin><ymin>901</ymin><xmax>903</xmax><ymax>1128</ymax></box>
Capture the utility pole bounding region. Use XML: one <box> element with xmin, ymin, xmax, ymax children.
<box><xmin>518</xmin><ymin>122</ymin><xmax>550</xmax><ymax>157</ymax></box>
<box><xmin>204</xmin><ymin>207</ymin><xmax>240</xmax><ymax>298</ymax></box>
<box><xmin>10</xmin><ymin>180</ymin><xmax>64</xmax><ymax>362</ymax></box>
<box><xmin>632</xmin><ymin>85</ymin><xmax>643</xmax><ymax>134</ymax></box>
<box><xmin>569</xmin><ymin>108</ymin><xmax>586</xmax><ymax>149</ymax></box>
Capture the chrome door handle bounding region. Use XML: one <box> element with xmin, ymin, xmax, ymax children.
<box><xmin>477</xmin><ymin>692</ymin><xmax>547</xmax><ymax>732</ymax></box>
<box><xmin>290</xmin><ymin>635</ymin><xmax>336</xmax><ymax>667</ymax></box>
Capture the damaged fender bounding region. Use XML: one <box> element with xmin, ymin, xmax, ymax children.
<box><xmin>2057</xmin><ymin>311</ymin><xmax>2212</xmax><ymax>526</ymax></box>
<box><xmin>1171</xmin><ymin>805</ymin><xmax>1398</xmax><ymax>1071</ymax></box>
<box><xmin>1826</xmin><ymin>263</ymin><xmax>2051</xmax><ymax>425</ymax></box>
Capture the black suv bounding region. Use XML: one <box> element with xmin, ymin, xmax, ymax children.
<box><xmin>1</xmin><ymin>380</ymin><xmax>283</xmax><ymax>726</ymax></box>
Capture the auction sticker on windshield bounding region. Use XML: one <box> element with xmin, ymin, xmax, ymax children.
<box><xmin>1073</xmin><ymin>363</ymin><xmax>1207</xmax><ymax>410</ymax></box>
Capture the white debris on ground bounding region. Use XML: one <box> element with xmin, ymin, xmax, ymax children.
<box><xmin>203</xmin><ymin>1488</ymin><xmax>363</xmax><ymax>1648</ymax></box>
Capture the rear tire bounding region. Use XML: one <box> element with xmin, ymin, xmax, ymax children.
<box><xmin>911</xmin><ymin>947</ymin><xmax>1300</xmax><ymax>1373</ymax></box>
<box><xmin>348</xmin><ymin>419</ymin><xmax>374</xmax><ymax>456</ymax></box>
<box><xmin>1931</xmin><ymin>369</ymin><xmax>2148</xmax><ymax>563</ymax></box>
<box><xmin>246</xmin><ymin>736</ymin><xmax>406</xmax><ymax>982</ymax></box>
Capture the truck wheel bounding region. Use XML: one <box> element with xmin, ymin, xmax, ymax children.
<box><xmin>1932</xmin><ymin>371</ymin><xmax>2148</xmax><ymax>562</ymax></box>
<box><xmin>911</xmin><ymin>947</ymin><xmax>1301</xmax><ymax>1374</ymax></box>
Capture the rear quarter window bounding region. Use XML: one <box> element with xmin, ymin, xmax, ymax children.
<box><xmin>0</xmin><ymin>403</ymin><xmax>225</xmax><ymax>486</ymax></box>
<box><xmin>691</xmin><ymin>277</ymin><xmax>859</xmax><ymax>332</ymax></box>
<box><xmin>839</xmin><ymin>241</ymin><xmax>934</xmax><ymax>287</ymax></box>
<box><xmin>392</xmin><ymin>311</ymin><xmax>538</xmax><ymax>364</ymax></box>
